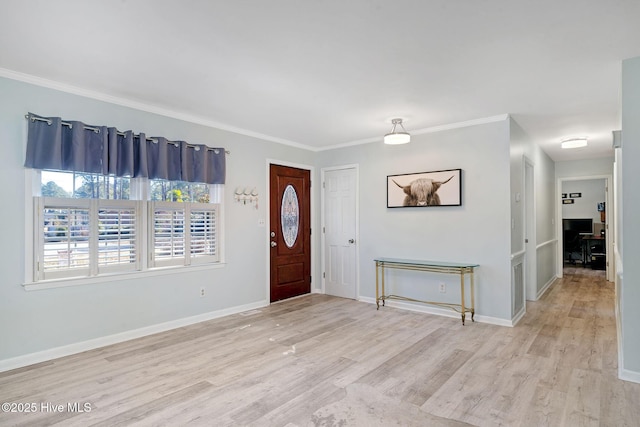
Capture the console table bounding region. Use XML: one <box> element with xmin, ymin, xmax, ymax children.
<box><xmin>374</xmin><ymin>257</ymin><xmax>479</xmax><ymax>325</ymax></box>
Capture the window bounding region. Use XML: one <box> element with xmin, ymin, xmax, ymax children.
<box><xmin>41</xmin><ymin>170</ymin><xmax>131</xmax><ymax>200</ymax></box>
<box><xmin>40</xmin><ymin>199</ymin><xmax>91</xmax><ymax>280</ymax></box>
<box><xmin>24</xmin><ymin>113</ymin><xmax>226</xmax><ymax>286</ymax></box>
<box><xmin>190</xmin><ymin>207</ymin><xmax>218</xmax><ymax>261</ymax></box>
<box><xmin>32</xmin><ymin>170</ymin><xmax>221</xmax><ymax>283</ymax></box>
<box><xmin>150</xmin><ymin>179</ymin><xmax>210</xmax><ymax>203</ymax></box>
<box><xmin>98</xmin><ymin>201</ymin><xmax>139</xmax><ymax>271</ymax></box>
<box><xmin>150</xmin><ymin>202</ymin><xmax>219</xmax><ymax>267</ymax></box>
<box><xmin>36</xmin><ymin>197</ymin><xmax>140</xmax><ymax>281</ymax></box>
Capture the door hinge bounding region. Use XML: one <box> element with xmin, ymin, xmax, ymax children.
<box><xmin>322</xmin><ymin>181</ymin><xmax>325</xmax><ymax>188</ymax></box>
<box><xmin>323</xmin><ymin>272</ymin><xmax>325</xmax><ymax>278</ymax></box>
<box><xmin>310</xmin><ymin>275</ymin><xmax>312</xmax><ymax>283</ymax></box>
<box><xmin>323</xmin><ymin>226</ymin><xmax>325</xmax><ymax>233</ymax></box>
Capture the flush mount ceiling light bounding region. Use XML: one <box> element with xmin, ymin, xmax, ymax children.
<box><xmin>384</xmin><ymin>118</ymin><xmax>411</xmax><ymax>145</ymax></box>
<box><xmin>561</xmin><ymin>137</ymin><xmax>588</xmax><ymax>149</ymax></box>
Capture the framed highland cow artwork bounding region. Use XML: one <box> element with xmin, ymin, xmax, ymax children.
<box><xmin>387</xmin><ymin>169</ymin><xmax>462</xmax><ymax>208</ymax></box>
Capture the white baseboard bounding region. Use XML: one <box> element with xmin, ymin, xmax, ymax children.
<box><xmin>356</xmin><ymin>296</ymin><xmax>377</xmax><ymax>305</ymax></box>
<box><xmin>358</xmin><ymin>296</ymin><xmax>513</xmax><ymax>327</ymax></box>
<box><xmin>511</xmin><ymin>306</ymin><xmax>526</xmax><ymax>326</ymax></box>
<box><xmin>536</xmin><ymin>275</ymin><xmax>558</xmax><ymax>300</ymax></box>
<box><xmin>0</xmin><ymin>299</ymin><xmax>269</xmax><ymax>373</ymax></box>
<box><xmin>619</xmin><ymin>367</ymin><xmax>640</xmax><ymax>384</ymax></box>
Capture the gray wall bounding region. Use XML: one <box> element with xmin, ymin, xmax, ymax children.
<box><xmin>534</xmin><ymin>145</ymin><xmax>557</xmax><ymax>294</ymax></box>
<box><xmin>535</xmin><ymin>148</ymin><xmax>557</xmax><ymax>246</ymax></box>
<box><xmin>0</xmin><ymin>77</ymin><xmax>315</xmax><ymax>361</ymax></box>
<box><xmin>621</xmin><ymin>56</ymin><xmax>640</xmax><ymax>376</ymax></box>
<box><xmin>509</xmin><ymin>118</ymin><xmax>557</xmax><ymax>300</ymax></box>
<box><xmin>555</xmin><ymin>157</ymin><xmax>614</xmax><ymax>178</ymax></box>
<box><xmin>510</xmin><ymin>120</ymin><xmax>557</xmax><ymax>252</ymax></box>
<box><xmin>316</xmin><ymin>119</ymin><xmax>513</xmax><ymax>321</ymax></box>
<box><xmin>561</xmin><ymin>179</ymin><xmax>606</xmax><ymax>225</ymax></box>
<box><xmin>509</xmin><ymin>120</ymin><xmax>526</xmax><ymax>255</ymax></box>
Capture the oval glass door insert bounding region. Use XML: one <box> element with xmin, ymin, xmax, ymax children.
<box><xmin>281</xmin><ymin>184</ymin><xmax>299</xmax><ymax>248</ymax></box>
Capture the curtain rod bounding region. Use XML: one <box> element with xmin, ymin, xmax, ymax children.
<box><xmin>25</xmin><ymin>115</ymin><xmax>230</xmax><ymax>154</ymax></box>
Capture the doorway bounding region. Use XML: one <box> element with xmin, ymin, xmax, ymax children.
<box><xmin>322</xmin><ymin>166</ymin><xmax>358</xmax><ymax>299</ymax></box>
<box><xmin>557</xmin><ymin>175</ymin><xmax>613</xmax><ymax>281</ymax></box>
<box><xmin>269</xmin><ymin>164</ymin><xmax>311</xmax><ymax>302</ymax></box>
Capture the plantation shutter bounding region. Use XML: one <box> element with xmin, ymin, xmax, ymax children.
<box><xmin>151</xmin><ymin>203</ymin><xmax>187</xmax><ymax>267</ymax></box>
<box><xmin>98</xmin><ymin>201</ymin><xmax>139</xmax><ymax>273</ymax></box>
<box><xmin>190</xmin><ymin>206</ymin><xmax>219</xmax><ymax>263</ymax></box>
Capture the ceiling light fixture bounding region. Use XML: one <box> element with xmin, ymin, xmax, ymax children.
<box><xmin>561</xmin><ymin>137</ymin><xmax>588</xmax><ymax>149</ymax></box>
<box><xmin>384</xmin><ymin>118</ymin><xmax>411</xmax><ymax>145</ymax></box>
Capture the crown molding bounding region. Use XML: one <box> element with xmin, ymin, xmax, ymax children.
<box><xmin>0</xmin><ymin>67</ymin><xmax>313</xmax><ymax>151</ymax></box>
<box><xmin>316</xmin><ymin>114</ymin><xmax>510</xmax><ymax>152</ymax></box>
<box><xmin>1</xmin><ymin>67</ymin><xmax>509</xmax><ymax>153</ymax></box>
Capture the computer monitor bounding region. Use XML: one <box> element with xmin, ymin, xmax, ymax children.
<box><xmin>562</xmin><ymin>218</ymin><xmax>593</xmax><ymax>235</ymax></box>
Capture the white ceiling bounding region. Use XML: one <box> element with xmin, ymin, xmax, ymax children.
<box><xmin>2</xmin><ymin>0</ymin><xmax>639</xmax><ymax>161</ymax></box>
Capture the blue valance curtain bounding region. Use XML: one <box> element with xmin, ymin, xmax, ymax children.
<box><xmin>24</xmin><ymin>113</ymin><xmax>226</xmax><ymax>184</ymax></box>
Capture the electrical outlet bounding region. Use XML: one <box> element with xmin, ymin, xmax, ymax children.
<box><xmin>439</xmin><ymin>283</ymin><xmax>446</xmax><ymax>293</ymax></box>
<box><xmin>200</xmin><ymin>287</ymin><xmax>205</xmax><ymax>297</ymax></box>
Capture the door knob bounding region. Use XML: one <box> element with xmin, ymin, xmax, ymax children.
<box><xmin>348</xmin><ymin>239</ymin><xmax>355</xmax><ymax>244</ymax></box>
<box><xmin>270</xmin><ymin>241</ymin><xmax>277</xmax><ymax>247</ymax></box>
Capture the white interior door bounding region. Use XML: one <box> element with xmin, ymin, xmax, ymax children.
<box><xmin>323</xmin><ymin>167</ymin><xmax>357</xmax><ymax>299</ymax></box>
<box><xmin>525</xmin><ymin>159</ymin><xmax>537</xmax><ymax>300</ymax></box>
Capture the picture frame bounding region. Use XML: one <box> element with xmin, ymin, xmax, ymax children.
<box><xmin>563</xmin><ymin>199</ymin><xmax>575</xmax><ymax>204</ymax></box>
<box><xmin>562</xmin><ymin>193</ymin><xmax>567</xmax><ymax>199</ymax></box>
<box><xmin>569</xmin><ymin>192</ymin><xmax>582</xmax><ymax>198</ymax></box>
<box><xmin>387</xmin><ymin>169</ymin><xmax>462</xmax><ymax>208</ymax></box>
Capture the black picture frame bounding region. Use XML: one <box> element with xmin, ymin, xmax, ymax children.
<box><xmin>569</xmin><ymin>192</ymin><xmax>582</xmax><ymax>198</ymax></box>
<box><xmin>387</xmin><ymin>169</ymin><xmax>462</xmax><ymax>208</ymax></box>
<box><xmin>563</xmin><ymin>199</ymin><xmax>575</xmax><ymax>204</ymax></box>
<box><xmin>562</xmin><ymin>193</ymin><xmax>567</xmax><ymax>199</ymax></box>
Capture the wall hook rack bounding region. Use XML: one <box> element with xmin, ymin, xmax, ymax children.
<box><xmin>235</xmin><ymin>187</ymin><xmax>259</xmax><ymax>209</ymax></box>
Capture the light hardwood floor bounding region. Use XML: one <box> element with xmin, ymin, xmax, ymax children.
<box><xmin>1</xmin><ymin>271</ymin><xmax>638</xmax><ymax>426</ymax></box>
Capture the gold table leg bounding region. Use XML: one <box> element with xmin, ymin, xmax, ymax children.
<box><xmin>381</xmin><ymin>264</ymin><xmax>386</xmax><ymax>307</ymax></box>
<box><xmin>470</xmin><ymin>269</ymin><xmax>475</xmax><ymax>322</ymax></box>
<box><xmin>375</xmin><ymin>261</ymin><xmax>380</xmax><ymax>309</ymax></box>
<box><xmin>460</xmin><ymin>271</ymin><xmax>466</xmax><ymax>325</ymax></box>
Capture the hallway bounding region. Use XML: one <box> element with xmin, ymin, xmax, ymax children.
<box><xmin>513</xmin><ymin>270</ymin><xmax>637</xmax><ymax>425</ymax></box>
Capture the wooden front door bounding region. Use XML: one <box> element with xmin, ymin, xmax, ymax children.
<box><xmin>269</xmin><ymin>164</ymin><xmax>311</xmax><ymax>302</ymax></box>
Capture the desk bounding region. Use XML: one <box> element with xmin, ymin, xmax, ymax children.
<box><xmin>374</xmin><ymin>258</ymin><xmax>479</xmax><ymax>325</ymax></box>
<box><xmin>581</xmin><ymin>235</ymin><xmax>606</xmax><ymax>269</ymax></box>
<box><xmin>581</xmin><ymin>235</ymin><xmax>605</xmax><ymax>265</ymax></box>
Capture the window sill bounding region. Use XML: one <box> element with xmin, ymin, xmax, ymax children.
<box><xmin>22</xmin><ymin>263</ymin><xmax>227</xmax><ymax>291</ymax></box>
